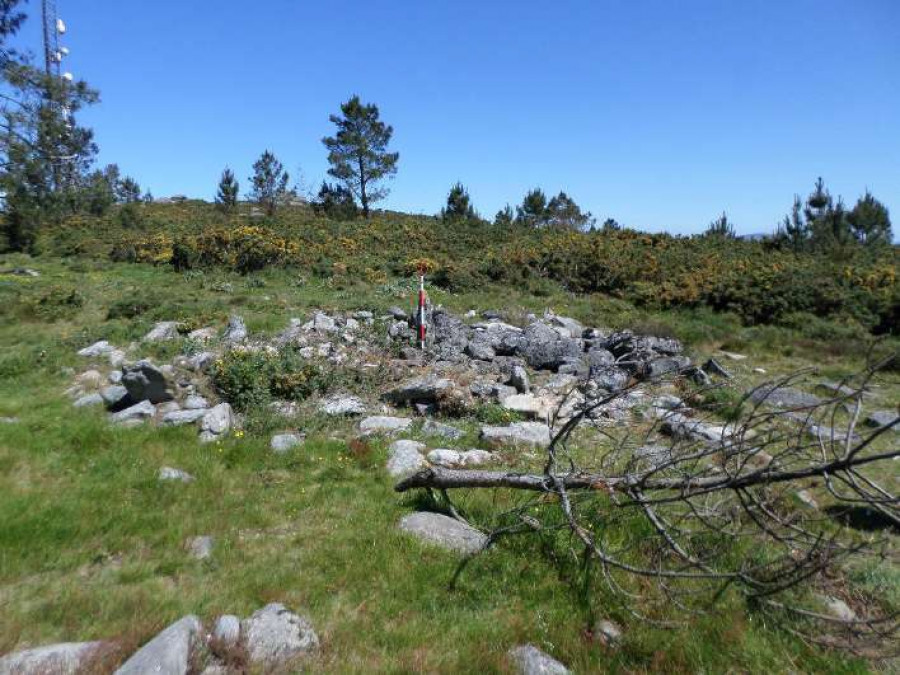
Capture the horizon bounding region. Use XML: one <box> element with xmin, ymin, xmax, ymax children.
<box><xmin>11</xmin><ymin>0</ymin><xmax>900</xmax><ymax>237</ymax></box>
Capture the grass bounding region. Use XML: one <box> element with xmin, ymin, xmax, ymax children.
<box><xmin>0</xmin><ymin>253</ymin><xmax>896</xmax><ymax>673</ymax></box>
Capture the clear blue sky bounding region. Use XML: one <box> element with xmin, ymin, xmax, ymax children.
<box><xmin>16</xmin><ymin>0</ymin><xmax>900</xmax><ymax>235</ymax></box>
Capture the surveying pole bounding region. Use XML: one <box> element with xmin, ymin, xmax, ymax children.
<box><xmin>417</xmin><ymin>270</ymin><xmax>427</xmax><ymax>350</ymax></box>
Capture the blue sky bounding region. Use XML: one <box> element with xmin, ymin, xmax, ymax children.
<box><xmin>16</xmin><ymin>0</ymin><xmax>900</xmax><ymax>235</ymax></box>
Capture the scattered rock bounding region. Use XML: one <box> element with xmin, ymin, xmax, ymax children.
<box><xmin>481</xmin><ymin>422</ymin><xmax>552</xmax><ymax>448</ymax></box>
<box><xmin>110</xmin><ymin>400</ymin><xmax>156</xmax><ymax>425</ymax></box>
<box><xmin>589</xmin><ymin>366</ymin><xmax>629</xmax><ymax>392</ymax></box>
<box><xmin>199</xmin><ymin>403</ymin><xmax>233</xmax><ymax>443</ymax></box>
<box><xmin>703</xmin><ymin>358</ymin><xmax>732</xmax><ymax>379</ymax></box>
<box><xmin>749</xmin><ymin>385</ymin><xmax>822</xmax><ymax>409</ymax></box>
<box><xmin>78</xmin><ymin>340</ymin><xmax>114</xmax><ymax>358</ymax></box>
<box><xmin>114</xmin><ymin>615</ymin><xmax>202</xmax><ymax>675</ymax></box>
<box><xmin>187</xmin><ymin>326</ymin><xmax>218</xmax><ymax>342</ymax></box>
<box><xmin>303</xmin><ymin>311</ymin><xmax>338</xmax><ymax>333</ymax></box>
<box><xmin>222</xmin><ymin>315</ymin><xmax>248</xmax><ymax>343</ymax></box>
<box><xmin>122</xmin><ymin>360</ymin><xmax>173</xmax><ymax>404</ymax></box>
<box><xmin>319</xmin><ymin>394</ymin><xmax>366</xmax><ymax>416</ymax></box>
<box><xmin>508</xmin><ymin>644</ymin><xmax>570</xmax><ymax>675</ymax></box>
<box><xmin>212</xmin><ymin>615</ymin><xmax>241</xmax><ymax>650</ymax></box>
<box><xmin>143</xmin><ymin>321</ymin><xmax>180</xmax><ymax>342</ymax></box>
<box><xmin>427</xmin><ymin>448</ymin><xmax>495</xmax><ymax>468</ymax></box>
<box><xmin>502</xmin><ymin>394</ymin><xmax>550</xmax><ymax>420</ymax></box>
<box><xmin>1</xmin><ymin>266</ymin><xmax>39</xmax><ymax>277</ymax></box>
<box><xmin>241</xmin><ymin>603</ymin><xmax>319</xmax><ymax>667</ymax></box>
<box><xmin>359</xmin><ymin>415</ymin><xmax>413</xmax><ymax>436</ymax></box>
<box><xmin>420</xmin><ymin>419</ymin><xmax>464</xmax><ymax>440</ymax></box>
<box><xmin>646</xmin><ymin>355</ymin><xmax>692</xmax><ymax>378</ymax></box>
<box><xmin>162</xmin><ymin>409</ymin><xmax>208</xmax><ymax>427</ymax></box>
<box><xmin>75</xmin><ymin>369</ymin><xmax>105</xmax><ymax>389</ymax></box>
<box><xmin>822</xmin><ymin>596</ymin><xmax>857</xmax><ymax>622</ymax></box>
<box><xmin>183</xmin><ymin>395</ymin><xmax>209</xmax><ymax>410</ymax></box>
<box><xmin>186</xmin><ymin>535</ymin><xmax>214</xmax><ymax>561</ymax></box>
<box><xmin>864</xmin><ymin>410</ymin><xmax>898</xmax><ymax>431</ymax></box>
<box><xmin>508</xmin><ymin>364</ymin><xmax>530</xmax><ymax>394</ymax></box>
<box><xmin>795</xmin><ymin>490</ymin><xmax>819</xmax><ymax>509</ymax></box>
<box><xmin>73</xmin><ymin>392</ymin><xmax>104</xmax><ymax>408</ymax></box>
<box><xmin>465</xmin><ymin>339</ymin><xmax>496</xmax><ymax>361</ymax></box>
<box><xmin>548</xmin><ymin>313</ymin><xmax>585</xmax><ymax>339</ymax></box>
<box><xmin>383</xmin><ymin>375</ymin><xmax>453</xmax><ymax>405</ymax></box>
<box><xmin>718</xmin><ymin>350</ymin><xmax>747</xmax><ymax>361</ymax></box>
<box><xmin>101</xmin><ymin>385</ymin><xmax>130</xmax><ymax>410</ymax></box>
<box><xmin>594</xmin><ymin>619</ymin><xmax>623</xmax><ymax>647</ymax></box>
<box><xmin>387</xmin><ymin>306</ymin><xmax>408</xmax><ymax>321</ymax></box>
<box><xmin>521</xmin><ymin>322</ymin><xmax>581</xmax><ymax>371</ymax></box>
<box><xmin>398</xmin><ymin>512</ymin><xmax>487</xmax><ymax>555</ymax></box>
<box><xmin>158</xmin><ymin>466</ymin><xmax>195</xmax><ymax>483</ymax></box>
<box><xmin>386</xmin><ymin>439</ymin><xmax>428</xmax><ymax>478</ymax></box>
<box><xmin>270</xmin><ymin>433</ymin><xmax>303</xmax><ymax>453</ymax></box>
<box><xmin>187</xmin><ymin>351</ymin><xmax>216</xmax><ymax>372</ymax></box>
<box><xmin>0</xmin><ymin>416</ymin><xmax>19</xmax><ymax>424</ymax></box>
<box><xmin>0</xmin><ymin>642</ymin><xmax>109</xmax><ymax>675</ymax></box>
<box><xmin>815</xmin><ymin>380</ymin><xmax>859</xmax><ymax>398</ymax></box>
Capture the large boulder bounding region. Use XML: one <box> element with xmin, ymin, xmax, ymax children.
<box><xmin>199</xmin><ymin>403</ymin><xmax>233</xmax><ymax>443</ymax></box>
<box><xmin>429</xmin><ymin>309</ymin><xmax>470</xmax><ymax>360</ymax></box>
<box><xmin>383</xmin><ymin>375</ymin><xmax>453</xmax><ymax>406</ymax></box>
<box><xmin>319</xmin><ymin>394</ymin><xmax>366</xmax><ymax>416</ymax></box>
<box><xmin>241</xmin><ymin>603</ymin><xmax>319</xmax><ymax>668</ymax></box>
<box><xmin>78</xmin><ymin>340</ymin><xmax>114</xmax><ymax>358</ymax></box>
<box><xmin>359</xmin><ymin>416</ymin><xmax>413</xmax><ymax>436</ymax></box>
<box><xmin>114</xmin><ymin>615</ymin><xmax>202</xmax><ymax>675</ymax></box>
<box><xmin>547</xmin><ymin>314</ymin><xmax>584</xmax><ymax>339</ymax></box>
<box><xmin>143</xmin><ymin>321</ymin><xmax>180</xmax><ymax>342</ymax></box>
<box><xmin>749</xmin><ymin>385</ymin><xmax>823</xmax><ymax>409</ymax></box>
<box><xmin>222</xmin><ymin>315</ymin><xmax>248</xmax><ymax>343</ymax></box>
<box><xmin>520</xmin><ymin>322</ymin><xmax>581</xmax><ymax>371</ymax></box>
<box><xmin>398</xmin><ymin>512</ymin><xmax>487</xmax><ymax>555</ymax></box>
<box><xmin>122</xmin><ymin>361</ymin><xmax>173</xmax><ymax>404</ymax></box>
<box><xmin>508</xmin><ymin>645</ymin><xmax>570</xmax><ymax>675</ymax></box>
<box><xmin>589</xmin><ymin>366</ymin><xmax>630</xmax><ymax>392</ymax></box>
<box><xmin>0</xmin><ymin>642</ymin><xmax>109</xmax><ymax>675</ymax></box>
<box><xmin>481</xmin><ymin>422</ymin><xmax>552</xmax><ymax>448</ymax></box>
<box><xmin>110</xmin><ymin>400</ymin><xmax>156</xmax><ymax>425</ymax></box>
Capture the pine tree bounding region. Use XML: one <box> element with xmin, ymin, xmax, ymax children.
<box><xmin>515</xmin><ymin>188</ymin><xmax>548</xmax><ymax>226</ymax></box>
<box><xmin>314</xmin><ymin>181</ymin><xmax>357</xmax><ymax>220</ymax></box>
<box><xmin>441</xmin><ymin>182</ymin><xmax>476</xmax><ymax>220</ymax></box>
<box><xmin>777</xmin><ymin>195</ymin><xmax>808</xmax><ymax>252</ymax></box>
<box><xmin>494</xmin><ymin>204</ymin><xmax>514</xmax><ymax>226</ymax></box>
<box><xmin>216</xmin><ymin>167</ymin><xmax>239</xmax><ymax>211</ymax></box>
<box><xmin>322</xmin><ymin>96</ymin><xmax>398</xmax><ymax>219</ymax></box>
<box><xmin>705</xmin><ymin>212</ymin><xmax>736</xmax><ymax>238</ymax></box>
<box><xmin>545</xmin><ymin>191</ymin><xmax>594</xmax><ymax>229</ymax></box>
<box><xmin>848</xmin><ymin>190</ymin><xmax>892</xmax><ymax>248</ymax></box>
<box><xmin>117</xmin><ymin>176</ymin><xmax>142</xmax><ymax>203</ymax></box>
<box><xmin>249</xmin><ymin>151</ymin><xmax>289</xmax><ymax>216</ymax></box>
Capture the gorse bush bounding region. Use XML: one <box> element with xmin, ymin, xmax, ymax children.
<box><xmin>211</xmin><ymin>345</ymin><xmax>331</xmax><ymax>411</ymax></box>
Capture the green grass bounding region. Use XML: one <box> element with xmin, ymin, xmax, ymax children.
<box><xmin>0</xmin><ymin>254</ymin><xmax>896</xmax><ymax>673</ymax></box>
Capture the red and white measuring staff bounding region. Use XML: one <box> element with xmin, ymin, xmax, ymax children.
<box><xmin>417</xmin><ymin>272</ymin><xmax>427</xmax><ymax>349</ymax></box>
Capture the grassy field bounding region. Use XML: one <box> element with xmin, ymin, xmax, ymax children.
<box><xmin>1</xmin><ymin>253</ymin><xmax>897</xmax><ymax>673</ymax></box>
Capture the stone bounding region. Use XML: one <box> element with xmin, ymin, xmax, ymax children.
<box><xmin>187</xmin><ymin>326</ymin><xmax>218</xmax><ymax>342</ymax></box>
<box><xmin>508</xmin><ymin>364</ymin><xmax>530</xmax><ymax>394</ymax></box>
<box><xmin>508</xmin><ymin>645</ymin><xmax>570</xmax><ymax>674</ymax></box>
<box><xmin>864</xmin><ymin>410</ymin><xmax>898</xmax><ymax>431</ymax></box>
<box><xmin>222</xmin><ymin>315</ymin><xmax>248</xmax><ymax>343</ymax></box>
<box><xmin>143</xmin><ymin>321</ymin><xmax>180</xmax><ymax>342</ymax></box>
<box><xmin>212</xmin><ymin>615</ymin><xmax>241</xmax><ymax>649</ymax></box>
<box><xmin>158</xmin><ymin>466</ymin><xmax>194</xmax><ymax>483</ymax></box>
<box><xmin>183</xmin><ymin>395</ymin><xmax>209</xmax><ymax>410</ymax></box>
<box><xmin>606</xmin><ymin>332</ymin><xmax>683</xmax><ymax>358</ymax></box>
<box><xmin>398</xmin><ymin>512</ymin><xmax>487</xmax><ymax>555</ymax></box>
<box><xmin>719</xmin><ymin>350</ymin><xmax>747</xmax><ymax>361</ymax></box>
<box><xmin>634</xmin><ymin>444</ymin><xmax>675</xmax><ymax>469</ymax></box>
<box><xmin>359</xmin><ymin>416</ymin><xmax>413</xmax><ymax>436</ymax></box>
<box><xmin>795</xmin><ymin>490</ymin><xmax>819</xmax><ymax>509</ymax></box>
<box><xmin>270</xmin><ymin>433</ymin><xmax>303</xmax><ymax>453</ymax></box>
<box><xmin>594</xmin><ymin>619</ymin><xmax>623</xmax><ymax>647</ymax></box>
<box><xmin>660</xmin><ymin>413</ymin><xmax>738</xmax><ymax>444</ymax></box>
<box><xmin>110</xmin><ymin>400</ymin><xmax>156</xmax><ymax>425</ymax></box>
<box><xmin>187</xmin><ymin>351</ymin><xmax>216</xmax><ymax>372</ymax></box>
<box><xmin>270</xmin><ymin>400</ymin><xmax>300</xmax><ymax>417</ymax></box>
<box><xmin>241</xmin><ymin>603</ymin><xmax>319</xmax><ymax>667</ymax></box>
<box><xmin>0</xmin><ymin>417</ymin><xmax>18</xmax><ymax>424</ymax></box>
<box><xmin>122</xmin><ymin>360</ymin><xmax>172</xmax><ymax>404</ymax></box>
<box><xmin>157</xmin><ymin>400</ymin><xmax>181</xmax><ymax>415</ymax></box>
<box><xmin>703</xmin><ymin>358</ymin><xmax>732</xmax><ymax>379</ymax></box>
<box><xmin>303</xmin><ymin>311</ymin><xmax>337</xmax><ymax>333</ymax></box>
<box><xmin>465</xmin><ymin>339</ymin><xmax>496</xmax><ymax>361</ymax></box>
<box><xmin>78</xmin><ymin>340</ymin><xmax>113</xmax><ymax>357</ymax></box>
<box><xmin>421</xmin><ymin>419</ymin><xmax>464</xmax><ymax>440</ymax></box>
<box><xmin>427</xmin><ymin>448</ymin><xmax>495</xmax><ymax>468</ymax></box>
<box><xmin>354</xmin><ymin>310</ymin><xmax>374</xmax><ymax>321</ymax></box>
<box><xmin>319</xmin><ymin>394</ymin><xmax>366</xmax><ymax>416</ymax></box>
<box><xmin>114</xmin><ymin>615</ymin><xmax>202</xmax><ymax>675</ymax></box>
<box><xmin>749</xmin><ymin>385</ymin><xmax>823</xmax><ymax>409</ymax></box>
<box><xmin>823</xmin><ymin>596</ymin><xmax>856</xmax><ymax>622</ymax></box>
<box><xmin>0</xmin><ymin>642</ymin><xmax>108</xmax><ymax>675</ymax></box>
<box><xmin>383</xmin><ymin>375</ymin><xmax>453</xmax><ymax>405</ymax></box>
<box><xmin>73</xmin><ymin>392</ymin><xmax>104</xmax><ymax>408</ymax></box>
<box><xmin>502</xmin><ymin>394</ymin><xmax>551</xmax><ymax>419</ymax></box>
<box><xmin>75</xmin><ymin>369</ymin><xmax>105</xmax><ymax>389</ymax></box>
<box><xmin>186</xmin><ymin>535</ymin><xmax>214</xmax><ymax>560</ymax></box>
<box><xmin>481</xmin><ymin>422</ymin><xmax>552</xmax><ymax>448</ymax></box>
<box><xmin>652</xmin><ymin>394</ymin><xmax>684</xmax><ymax>410</ymax></box>
<box><xmin>162</xmin><ymin>409</ymin><xmax>208</xmax><ymax>427</ymax></box>
<box><xmin>387</xmin><ymin>306</ymin><xmax>408</xmax><ymax>320</ymax></box>
<box><xmin>108</xmin><ymin>350</ymin><xmax>127</xmax><ymax>368</ymax></box>
<box><xmin>386</xmin><ymin>439</ymin><xmax>427</xmax><ymax>478</ymax></box>
<box><xmin>521</xmin><ymin>322</ymin><xmax>581</xmax><ymax>371</ymax></box>
<box><xmin>388</xmin><ymin>320</ymin><xmax>411</xmax><ymax>340</ymax></box>
<box><xmin>590</xmin><ymin>366</ymin><xmax>629</xmax><ymax>392</ymax></box>
<box><xmin>199</xmin><ymin>403</ymin><xmax>233</xmax><ymax>443</ymax></box>
<box><xmin>587</xmin><ymin>348</ymin><xmax>616</xmax><ymax>368</ymax></box>
<box><xmin>548</xmin><ymin>314</ymin><xmax>585</xmax><ymax>339</ymax></box>
<box><xmin>1</xmin><ymin>266</ymin><xmax>39</xmax><ymax>277</ymax></box>
<box><xmin>646</xmin><ymin>355</ymin><xmax>692</xmax><ymax>378</ymax></box>
<box><xmin>108</xmin><ymin>370</ymin><xmax>123</xmax><ymax>384</ymax></box>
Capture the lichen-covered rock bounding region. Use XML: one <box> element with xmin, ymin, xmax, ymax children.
<box><xmin>222</xmin><ymin>315</ymin><xmax>248</xmax><ymax>343</ymax></box>
<box><xmin>520</xmin><ymin>322</ymin><xmax>581</xmax><ymax>371</ymax></box>
<box><xmin>0</xmin><ymin>641</ymin><xmax>108</xmax><ymax>675</ymax></box>
<box><xmin>508</xmin><ymin>645</ymin><xmax>570</xmax><ymax>674</ymax></box>
<box><xmin>199</xmin><ymin>403</ymin><xmax>232</xmax><ymax>443</ymax></box>
<box><xmin>158</xmin><ymin>466</ymin><xmax>195</xmax><ymax>483</ymax></box>
<box><xmin>398</xmin><ymin>512</ymin><xmax>487</xmax><ymax>555</ymax></box>
<box><xmin>270</xmin><ymin>433</ymin><xmax>303</xmax><ymax>453</ymax></box>
<box><xmin>114</xmin><ymin>615</ymin><xmax>202</xmax><ymax>675</ymax></box>
<box><xmin>386</xmin><ymin>439</ymin><xmax>427</xmax><ymax>478</ymax></box>
<box><xmin>383</xmin><ymin>375</ymin><xmax>454</xmax><ymax>405</ymax></box>
<box><xmin>241</xmin><ymin>603</ymin><xmax>319</xmax><ymax>667</ymax></box>
<box><xmin>143</xmin><ymin>321</ymin><xmax>180</xmax><ymax>342</ymax></box>
<box><xmin>481</xmin><ymin>422</ymin><xmax>552</xmax><ymax>448</ymax></box>
<box><xmin>319</xmin><ymin>394</ymin><xmax>366</xmax><ymax>416</ymax></box>
<box><xmin>162</xmin><ymin>409</ymin><xmax>208</xmax><ymax>427</ymax></box>
<box><xmin>359</xmin><ymin>416</ymin><xmax>413</xmax><ymax>436</ymax></box>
